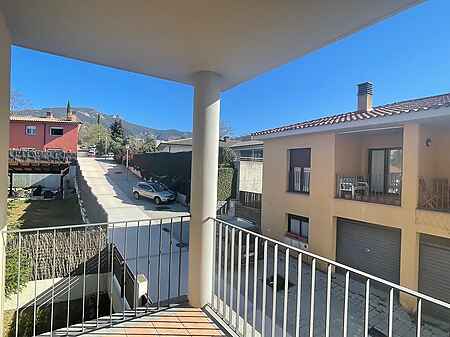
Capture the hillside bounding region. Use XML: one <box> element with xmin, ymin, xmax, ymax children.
<box><xmin>13</xmin><ymin>107</ymin><xmax>191</xmax><ymax>140</ymax></box>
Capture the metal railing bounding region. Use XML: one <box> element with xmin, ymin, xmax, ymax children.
<box><xmin>210</xmin><ymin>217</ymin><xmax>450</xmax><ymax>337</ymax></box>
<box><xmin>418</xmin><ymin>177</ymin><xmax>450</xmax><ymax>212</ymax></box>
<box><xmin>336</xmin><ymin>173</ymin><xmax>402</xmax><ymax>206</ymax></box>
<box><xmin>3</xmin><ymin>215</ymin><xmax>189</xmax><ymax>337</ymax></box>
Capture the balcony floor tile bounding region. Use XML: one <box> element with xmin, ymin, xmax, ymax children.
<box><xmin>80</xmin><ymin>307</ymin><xmax>227</xmax><ymax>337</ymax></box>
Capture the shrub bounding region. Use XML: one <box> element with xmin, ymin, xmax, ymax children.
<box><xmin>5</xmin><ymin>235</ymin><xmax>32</xmax><ymax>299</ymax></box>
<box><xmin>218</xmin><ymin>167</ymin><xmax>234</xmax><ymax>201</ymax></box>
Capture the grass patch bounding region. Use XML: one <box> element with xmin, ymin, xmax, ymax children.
<box><xmin>7</xmin><ymin>197</ymin><xmax>83</xmax><ymax>229</ymax></box>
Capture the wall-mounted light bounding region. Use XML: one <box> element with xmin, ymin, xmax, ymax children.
<box><xmin>425</xmin><ymin>137</ymin><xmax>432</xmax><ymax>147</ymax></box>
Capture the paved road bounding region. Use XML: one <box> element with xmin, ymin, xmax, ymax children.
<box><xmin>78</xmin><ymin>157</ymin><xmax>190</xmax><ymax>303</ymax></box>
<box><xmin>78</xmin><ymin>157</ymin><xmax>189</xmax><ymax>223</ymax></box>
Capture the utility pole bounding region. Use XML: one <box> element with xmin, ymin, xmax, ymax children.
<box><xmin>97</xmin><ymin>113</ymin><xmax>101</xmax><ymax>145</ymax></box>
<box><xmin>104</xmin><ymin>135</ymin><xmax>108</xmax><ymax>159</ymax></box>
<box><xmin>126</xmin><ymin>144</ymin><xmax>130</xmax><ymax>180</ymax></box>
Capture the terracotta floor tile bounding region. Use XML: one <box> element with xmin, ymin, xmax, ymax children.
<box><xmin>152</xmin><ymin>322</ymin><xmax>185</xmax><ymax>329</ymax></box>
<box><xmin>186</xmin><ymin>328</ymin><xmax>225</xmax><ymax>336</ymax></box>
<box><xmin>125</xmin><ymin>326</ymin><xmax>158</xmax><ymax>333</ymax></box>
<box><xmin>154</xmin><ymin>328</ymin><xmax>190</xmax><ymax>336</ymax></box>
<box><xmin>176</xmin><ymin>316</ymin><xmax>213</xmax><ymax>323</ymax></box>
<box><xmin>181</xmin><ymin>322</ymin><xmax>217</xmax><ymax>329</ymax></box>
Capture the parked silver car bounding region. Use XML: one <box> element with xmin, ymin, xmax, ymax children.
<box><xmin>132</xmin><ymin>181</ymin><xmax>176</xmax><ymax>204</ymax></box>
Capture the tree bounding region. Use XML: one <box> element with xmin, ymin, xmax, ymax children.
<box><xmin>109</xmin><ymin>119</ymin><xmax>127</xmax><ymax>159</ymax></box>
<box><xmin>140</xmin><ymin>137</ymin><xmax>157</xmax><ymax>153</ymax></box>
<box><xmin>79</xmin><ymin>124</ymin><xmax>110</xmax><ymax>147</ymax></box>
<box><xmin>219</xmin><ymin>145</ymin><xmax>236</xmax><ymax>168</ymax></box>
<box><xmin>110</xmin><ymin>119</ymin><xmax>125</xmax><ymax>141</ymax></box>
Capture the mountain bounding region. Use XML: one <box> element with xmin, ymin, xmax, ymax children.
<box><xmin>13</xmin><ymin>107</ymin><xmax>192</xmax><ymax>140</ymax></box>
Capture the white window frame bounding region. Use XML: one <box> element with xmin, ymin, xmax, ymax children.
<box><xmin>25</xmin><ymin>125</ymin><xmax>37</xmax><ymax>136</ymax></box>
<box><xmin>50</xmin><ymin>127</ymin><xmax>64</xmax><ymax>136</ymax></box>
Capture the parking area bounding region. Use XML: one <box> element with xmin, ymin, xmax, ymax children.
<box><xmin>78</xmin><ymin>157</ymin><xmax>189</xmax><ymax>222</ymax></box>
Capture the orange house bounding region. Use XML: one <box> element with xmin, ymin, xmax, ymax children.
<box><xmin>9</xmin><ymin>112</ymin><xmax>81</xmax><ymax>153</ymax></box>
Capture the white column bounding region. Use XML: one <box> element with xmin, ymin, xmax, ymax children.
<box><xmin>0</xmin><ymin>9</ymin><xmax>11</xmax><ymax>336</ymax></box>
<box><xmin>188</xmin><ymin>71</ymin><xmax>221</xmax><ymax>307</ymax></box>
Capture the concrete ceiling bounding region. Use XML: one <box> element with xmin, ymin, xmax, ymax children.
<box><xmin>1</xmin><ymin>0</ymin><xmax>421</xmax><ymax>90</ymax></box>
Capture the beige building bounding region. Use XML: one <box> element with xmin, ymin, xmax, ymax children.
<box><xmin>256</xmin><ymin>82</ymin><xmax>450</xmax><ymax>314</ymax></box>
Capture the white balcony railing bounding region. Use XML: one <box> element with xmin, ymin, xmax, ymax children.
<box><xmin>5</xmin><ymin>216</ymin><xmax>450</xmax><ymax>337</ymax></box>
<box><xmin>210</xmin><ymin>218</ymin><xmax>450</xmax><ymax>337</ymax></box>
<box><xmin>336</xmin><ymin>173</ymin><xmax>402</xmax><ymax>206</ymax></box>
<box><xmin>3</xmin><ymin>216</ymin><xmax>189</xmax><ymax>337</ymax></box>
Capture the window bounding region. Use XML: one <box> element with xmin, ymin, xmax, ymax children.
<box><xmin>239</xmin><ymin>148</ymin><xmax>264</xmax><ymax>161</ymax></box>
<box><xmin>25</xmin><ymin>125</ymin><xmax>37</xmax><ymax>136</ymax></box>
<box><xmin>287</xmin><ymin>214</ymin><xmax>309</xmax><ymax>242</ymax></box>
<box><xmin>288</xmin><ymin>148</ymin><xmax>311</xmax><ymax>193</ymax></box>
<box><xmin>369</xmin><ymin>148</ymin><xmax>402</xmax><ymax>195</ymax></box>
<box><xmin>50</xmin><ymin>127</ymin><xmax>64</xmax><ymax>136</ymax></box>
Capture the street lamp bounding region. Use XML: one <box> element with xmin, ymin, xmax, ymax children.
<box><xmin>125</xmin><ymin>144</ymin><xmax>130</xmax><ymax>180</ymax></box>
<box><xmin>125</xmin><ymin>144</ymin><xmax>130</xmax><ymax>168</ymax></box>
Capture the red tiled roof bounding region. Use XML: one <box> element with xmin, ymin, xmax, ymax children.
<box><xmin>10</xmin><ymin>115</ymin><xmax>81</xmax><ymax>124</ymax></box>
<box><xmin>252</xmin><ymin>92</ymin><xmax>450</xmax><ymax>137</ymax></box>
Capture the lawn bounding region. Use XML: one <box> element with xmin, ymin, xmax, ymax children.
<box><xmin>7</xmin><ymin>196</ymin><xmax>83</xmax><ymax>229</ymax></box>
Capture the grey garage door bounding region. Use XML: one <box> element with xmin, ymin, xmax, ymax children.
<box><xmin>336</xmin><ymin>218</ymin><xmax>401</xmax><ymax>284</ymax></box>
<box><xmin>419</xmin><ymin>234</ymin><xmax>450</xmax><ymax>320</ymax></box>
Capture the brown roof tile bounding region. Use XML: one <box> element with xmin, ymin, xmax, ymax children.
<box><xmin>252</xmin><ymin>92</ymin><xmax>450</xmax><ymax>137</ymax></box>
<box><xmin>10</xmin><ymin>115</ymin><xmax>81</xmax><ymax>124</ymax></box>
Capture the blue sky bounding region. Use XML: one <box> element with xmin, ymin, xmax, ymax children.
<box><xmin>11</xmin><ymin>0</ymin><xmax>450</xmax><ymax>136</ymax></box>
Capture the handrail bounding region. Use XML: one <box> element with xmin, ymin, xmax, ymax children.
<box><xmin>210</xmin><ymin>217</ymin><xmax>450</xmax><ymax>309</ymax></box>
<box><xmin>4</xmin><ymin>214</ymin><xmax>191</xmax><ymax>234</ymax></box>
<box><xmin>4</xmin><ymin>215</ymin><xmax>190</xmax><ymax>337</ymax></box>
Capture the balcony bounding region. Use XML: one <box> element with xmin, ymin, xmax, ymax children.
<box><xmin>335</xmin><ymin>128</ymin><xmax>403</xmax><ymax>207</ymax></box>
<box><xmin>336</xmin><ymin>173</ymin><xmax>402</xmax><ymax>206</ymax></box>
<box><xmin>418</xmin><ymin>177</ymin><xmax>450</xmax><ymax>212</ymax></box>
<box><xmin>4</xmin><ymin>216</ymin><xmax>450</xmax><ymax>337</ymax></box>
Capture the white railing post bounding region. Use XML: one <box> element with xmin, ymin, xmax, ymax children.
<box><xmin>188</xmin><ymin>71</ymin><xmax>222</xmax><ymax>307</ymax></box>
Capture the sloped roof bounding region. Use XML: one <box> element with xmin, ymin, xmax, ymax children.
<box><xmin>252</xmin><ymin>92</ymin><xmax>450</xmax><ymax>137</ymax></box>
<box><xmin>10</xmin><ymin>115</ymin><xmax>81</xmax><ymax>124</ymax></box>
<box><xmin>229</xmin><ymin>139</ymin><xmax>264</xmax><ymax>149</ymax></box>
<box><xmin>158</xmin><ymin>138</ymin><xmax>193</xmax><ymax>146</ymax></box>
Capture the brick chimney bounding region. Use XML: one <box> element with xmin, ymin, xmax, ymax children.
<box><xmin>357</xmin><ymin>82</ymin><xmax>373</xmax><ymax>112</ymax></box>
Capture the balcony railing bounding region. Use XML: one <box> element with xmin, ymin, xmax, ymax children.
<box><xmin>210</xmin><ymin>217</ymin><xmax>450</xmax><ymax>337</ymax></box>
<box><xmin>5</xmin><ymin>215</ymin><xmax>450</xmax><ymax>337</ymax></box>
<box><xmin>336</xmin><ymin>173</ymin><xmax>402</xmax><ymax>206</ymax></box>
<box><xmin>419</xmin><ymin>177</ymin><xmax>450</xmax><ymax>212</ymax></box>
<box><xmin>3</xmin><ymin>216</ymin><xmax>189</xmax><ymax>337</ymax></box>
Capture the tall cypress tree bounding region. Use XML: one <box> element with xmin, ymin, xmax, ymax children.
<box><xmin>110</xmin><ymin>119</ymin><xmax>124</xmax><ymax>142</ymax></box>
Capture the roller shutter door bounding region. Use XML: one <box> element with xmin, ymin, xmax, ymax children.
<box><xmin>419</xmin><ymin>234</ymin><xmax>450</xmax><ymax>320</ymax></box>
<box><xmin>336</xmin><ymin>218</ymin><xmax>401</xmax><ymax>284</ymax></box>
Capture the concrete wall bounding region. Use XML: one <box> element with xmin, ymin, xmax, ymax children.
<box><xmin>335</xmin><ymin>128</ymin><xmax>403</xmax><ymax>176</ymax></box>
<box><xmin>0</xmin><ymin>11</ymin><xmax>10</xmax><ymax>335</ymax></box>
<box><xmin>238</xmin><ymin>160</ymin><xmax>263</xmax><ymax>194</ymax></box>
<box><xmin>418</xmin><ymin>123</ymin><xmax>450</xmax><ymax>180</ymax></box>
<box><xmin>261</xmin><ymin>121</ymin><xmax>450</xmax><ymax>312</ymax></box>
<box><xmin>262</xmin><ymin>131</ymin><xmax>336</xmax><ymax>260</ymax></box>
<box><xmin>13</xmin><ymin>173</ymin><xmax>61</xmax><ymax>189</ymax></box>
<box><xmin>9</xmin><ymin>120</ymin><xmax>79</xmax><ymax>152</ymax></box>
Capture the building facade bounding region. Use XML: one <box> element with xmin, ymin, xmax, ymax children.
<box><xmin>256</xmin><ymin>83</ymin><xmax>450</xmax><ymax>315</ymax></box>
<box><xmin>9</xmin><ymin>111</ymin><xmax>80</xmax><ymax>153</ymax></box>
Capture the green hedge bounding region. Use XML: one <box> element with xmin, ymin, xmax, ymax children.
<box><xmin>133</xmin><ymin>151</ymin><xmax>236</xmax><ymax>203</ymax></box>
<box><xmin>218</xmin><ymin>167</ymin><xmax>234</xmax><ymax>201</ymax></box>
